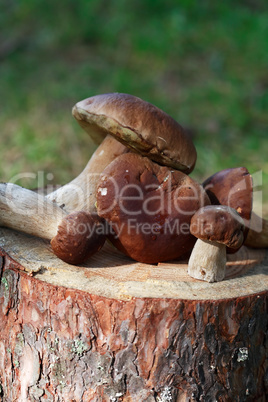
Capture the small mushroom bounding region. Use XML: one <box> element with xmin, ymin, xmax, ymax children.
<box><xmin>188</xmin><ymin>205</ymin><xmax>245</xmax><ymax>282</ymax></box>
<box><xmin>203</xmin><ymin>167</ymin><xmax>268</xmax><ymax>249</ymax></box>
<box><xmin>96</xmin><ymin>153</ymin><xmax>210</xmax><ymax>264</ymax></box>
<box><xmin>0</xmin><ymin>183</ymin><xmax>105</xmax><ymax>264</ymax></box>
<box><xmin>203</xmin><ymin>167</ymin><xmax>252</xmax><ymax>231</ymax></box>
<box><xmin>47</xmin><ymin>93</ymin><xmax>197</xmax><ymax>212</ymax></box>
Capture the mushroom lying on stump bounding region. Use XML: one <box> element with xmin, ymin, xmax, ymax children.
<box><xmin>47</xmin><ymin>93</ymin><xmax>197</xmax><ymax>213</ymax></box>
<box><xmin>188</xmin><ymin>205</ymin><xmax>245</xmax><ymax>282</ymax></box>
<box><xmin>0</xmin><ymin>183</ymin><xmax>105</xmax><ymax>264</ymax></box>
<box><xmin>96</xmin><ymin>153</ymin><xmax>210</xmax><ymax>264</ymax></box>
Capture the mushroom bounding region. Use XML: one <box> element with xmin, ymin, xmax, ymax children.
<box><xmin>47</xmin><ymin>93</ymin><xmax>197</xmax><ymax>213</ymax></box>
<box><xmin>1</xmin><ymin>94</ymin><xmax>198</xmax><ymax>262</ymax></box>
<box><xmin>188</xmin><ymin>205</ymin><xmax>245</xmax><ymax>282</ymax></box>
<box><xmin>0</xmin><ymin>183</ymin><xmax>105</xmax><ymax>264</ymax></box>
<box><xmin>203</xmin><ymin>167</ymin><xmax>268</xmax><ymax>249</ymax></box>
<box><xmin>203</xmin><ymin>167</ymin><xmax>252</xmax><ymax>230</ymax></box>
<box><xmin>96</xmin><ymin>153</ymin><xmax>210</xmax><ymax>264</ymax></box>
<box><xmin>244</xmin><ymin>212</ymin><xmax>268</xmax><ymax>248</ymax></box>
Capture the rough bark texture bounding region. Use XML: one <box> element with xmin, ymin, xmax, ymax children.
<box><xmin>0</xmin><ymin>253</ymin><xmax>267</xmax><ymax>401</ymax></box>
<box><xmin>0</xmin><ymin>226</ymin><xmax>268</xmax><ymax>401</ymax></box>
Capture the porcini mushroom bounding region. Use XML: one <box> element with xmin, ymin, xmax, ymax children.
<box><xmin>96</xmin><ymin>153</ymin><xmax>210</xmax><ymax>264</ymax></box>
<box><xmin>203</xmin><ymin>167</ymin><xmax>268</xmax><ymax>249</ymax></box>
<box><xmin>188</xmin><ymin>205</ymin><xmax>245</xmax><ymax>282</ymax></box>
<box><xmin>47</xmin><ymin>93</ymin><xmax>197</xmax><ymax>212</ymax></box>
<box><xmin>203</xmin><ymin>167</ymin><xmax>252</xmax><ymax>230</ymax></box>
<box><xmin>0</xmin><ymin>183</ymin><xmax>105</xmax><ymax>264</ymax></box>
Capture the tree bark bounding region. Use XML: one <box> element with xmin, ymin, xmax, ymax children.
<box><xmin>0</xmin><ymin>228</ymin><xmax>267</xmax><ymax>401</ymax></box>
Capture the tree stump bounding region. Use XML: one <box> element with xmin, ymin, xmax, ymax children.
<box><xmin>0</xmin><ymin>227</ymin><xmax>267</xmax><ymax>401</ymax></box>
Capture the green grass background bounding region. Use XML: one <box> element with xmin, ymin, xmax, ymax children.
<box><xmin>1</xmin><ymin>0</ymin><xmax>267</xmax><ymax>213</ymax></box>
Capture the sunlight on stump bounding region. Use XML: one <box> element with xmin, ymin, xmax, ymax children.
<box><xmin>0</xmin><ymin>228</ymin><xmax>267</xmax><ymax>401</ymax></box>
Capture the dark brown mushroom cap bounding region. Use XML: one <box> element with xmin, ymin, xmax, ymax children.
<box><xmin>190</xmin><ymin>205</ymin><xmax>245</xmax><ymax>248</ymax></box>
<box><xmin>96</xmin><ymin>153</ymin><xmax>210</xmax><ymax>264</ymax></box>
<box><xmin>72</xmin><ymin>93</ymin><xmax>197</xmax><ymax>174</ymax></box>
<box><xmin>203</xmin><ymin>167</ymin><xmax>253</xmax><ymax>228</ymax></box>
<box><xmin>51</xmin><ymin>211</ymin><xmax>105</xmax><ymax>265</ymax></box>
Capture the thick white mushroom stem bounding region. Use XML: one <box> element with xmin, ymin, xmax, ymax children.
<box><xmin>245</xmin><ymin>212</ymin><xmax>268</xmax><ymax>248</ymax></box>
<box><xmin>188</xmin><ymin>239</ymin><xmax>226</xmax><ymax>283</ymax></box>
<box><xmin>0</xmin><ymin>183</ymin><xmax>67</xmax><ymax>239</ymax></box>
<box><xmin>46</xmin><ymin>135</ymin><xmax>127</xmax><ymax>212</ymax></box>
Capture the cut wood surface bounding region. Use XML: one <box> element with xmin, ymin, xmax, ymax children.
<box><xmin>0</xmin><ymin>228</ymin><xmax>267</xmax><ymax>401</ymax></box>
<box><xmin>0</xmin><ymin>228</ymin><xmax>267</xmax><ymax>301</ymax></box>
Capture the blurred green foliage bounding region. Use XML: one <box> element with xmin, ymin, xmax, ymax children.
<box><xmin>0</xmin><ymin>0</ymin><xmax>267</xmax><ymax>209</ymax></box>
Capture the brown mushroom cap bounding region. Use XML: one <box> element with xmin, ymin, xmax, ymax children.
<box><xmin>203</xmin><ymin>167</ymin><xmax>253</xmax><ymax>252</ymax></box>
<box><xmin>51</xmin><ymin>211</ymin><xmax>105</xmax><ymax>265</ymax></box>
<box><xmin>72</xmin><ymin>93</ymin><xmax>197</xmax><ymax>174</ymax></box>
<box><xmin>190</xmin><ymin>205</ymin><xmax>245</xmax><ymax>249</ymax></box>
<box><xmin>203</xmin><ymin>167</ymin><xmax>253</xmax><ymax>228</ymax></box>
<box><xmin>96</xmin><ymin>153</ymin><xmax>210</xmax><ymax>264</ymax></box>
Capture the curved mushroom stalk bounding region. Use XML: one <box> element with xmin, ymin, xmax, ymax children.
<box><xmin>46</xmin><ymin>135</ymin><xmax>127</xmax><ymax>213</ymax></box>
<box><xmin>0</xmin><ymin>183</ymin><xmax>105</xmax><ymax>264</ymax></box>
<box><xmin>245</xmin><ymin>212</ymin><xmax>268</xmax><ymax>248</ymax></box>
<box><xmin>0</xmin><ymin>182</ymin><xmax>66</xmax><ymax>239</ymax></box>
<box><xmin>188</xmin><ymin>239</ymin><xmax>227</xmax><ymax>283</ymax></box>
